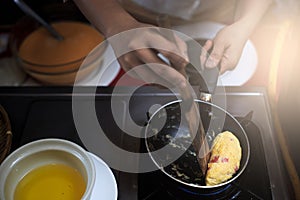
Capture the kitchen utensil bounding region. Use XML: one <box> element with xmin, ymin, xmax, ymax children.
<box><xmin>182</xmin><ymin>39</ymin><xmax>221</xmax><ymax>174</ymax></box>
<box><xmin>145</xmin><ymin>99</ymin><xmax>250</xmax><ymax>193</ymax></box>
<box><xmin>156</xmin><ymin>14</ymin><xmax>210</xmax><ymax>174</ymax></box>
<box><xmin>14</xmin><ymin>0</ymin><xmax>64</xmax><ymax>41</ymax></box>
<box><xmin>184</xmin><ymin>39</ymin><xmax>220</xmax><ymax>101</ymax></box>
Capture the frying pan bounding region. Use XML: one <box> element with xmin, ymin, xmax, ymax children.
<box><xmin>144</xmin><ymin>99</ymin><xmax>250</xmax><ymax>193</ymax></box>
<box><xmin>144</xmin><ymin>39</ymin><xmax>250</xmax><ymax>194</ymax></box>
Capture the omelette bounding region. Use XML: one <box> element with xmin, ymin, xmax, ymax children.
<box><xmin>205</xmin><ymin>131</ymin><xmax>242</xmax><ymax>186</ymax></box>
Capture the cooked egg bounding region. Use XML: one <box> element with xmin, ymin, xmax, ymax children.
<box><xmin>205</xmin><ymin>131</ymin><xmax>242</xmax><ymax>186</ymax></box>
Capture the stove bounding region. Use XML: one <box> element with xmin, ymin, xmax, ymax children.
<box><xmin>0</xmin><ymin>86</ymin><xmax>293</xmax><ymax>199</ymax></box>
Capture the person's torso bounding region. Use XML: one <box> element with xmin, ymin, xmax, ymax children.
<box><xmin>119</xmin><ymin>0</ymin><xmax>236</xmax><ymax>25</ymax></box>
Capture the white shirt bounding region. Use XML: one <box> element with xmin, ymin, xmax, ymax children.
<box><xmin>131</xmin><ymin>0</ymin><xmax>221</xmax><ymax>20</ymax></box>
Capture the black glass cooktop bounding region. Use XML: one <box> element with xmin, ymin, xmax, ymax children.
<box><xmin>0</xmin><ymin>86</ymin><xmax>293</xmax><ymax>200</ymax></box>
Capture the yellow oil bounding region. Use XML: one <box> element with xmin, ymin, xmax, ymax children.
<box><xmin>14</xmin><ymin>164</ymin><xmax>86</xmax><ymax>200</ymax></box>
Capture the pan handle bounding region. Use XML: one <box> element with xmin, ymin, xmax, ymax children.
<box><xmin>202</xmin><ymin>65</ymin><xmax>219</xmax><ymax>95</ymax></box>
<box><xmin>185</xmin><ymin>40</ymin><xmax>220</xmax><ymax>101</ymax></box>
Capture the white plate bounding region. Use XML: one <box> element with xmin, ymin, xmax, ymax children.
<box><xmin>77</xmin><ymin>45</ymin><xmax>121</xmax><ymax>86</ymax></box>
<box><xmin>88</xmin><ymin>152</ymin><xmax>118</xmax><ymax>200</ymax></box>
<box><xmin>174</xmin><ymin>21</ymin><xmax>258</xmax><ymax>86</ymax></box>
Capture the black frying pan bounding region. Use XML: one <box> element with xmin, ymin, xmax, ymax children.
<box><xmin>144</xmin><ymin>39</ymin><xmax>250</xmax><ymax>193</ymax></box>
<box><xmin>144</xmin><ymin>99</ymin><xmax>250</xmax><ymax>193</ymax></box>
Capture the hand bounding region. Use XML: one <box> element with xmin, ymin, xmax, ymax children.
<box><xmin>107</xmin><ymin>21</ymin><xmax>189</xmax><ymax>88</ymax></box>
<box><xmin>201</xmin><ymin>22</ymin><xmax>249</xmax><ymax>74</ymax></box>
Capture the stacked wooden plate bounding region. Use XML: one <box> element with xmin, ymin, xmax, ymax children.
<box><xmin>10</xmin><ymin>17</ymin><xmax>107</xmax><ymax>85</ymax></box>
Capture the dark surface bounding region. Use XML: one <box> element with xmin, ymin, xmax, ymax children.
<box><xmin>0</xmin><ymin>86</ymin><xmax>294</xmax><ymax>200</ymax></box>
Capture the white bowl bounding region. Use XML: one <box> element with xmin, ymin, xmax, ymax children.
<box><xmin>0</xmin><ymin>139</ymin><xmax>96</xmax><ymax>200</ymax></box>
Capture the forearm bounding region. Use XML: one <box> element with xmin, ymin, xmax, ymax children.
<box><xmin>234</xmin><ymin>0</ymin><xmax>273</xmax><ymax>36</ymax></box>
<box><xmin>73</xmin><ymin>0</ymin><xmax>138</xmax><ymax>37</ymax></box>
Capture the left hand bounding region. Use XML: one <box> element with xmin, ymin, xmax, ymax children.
<box><xmin>201</xmin><ymin>22</ymin><xmax>249</xmax><ymax>74</ymax></box>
